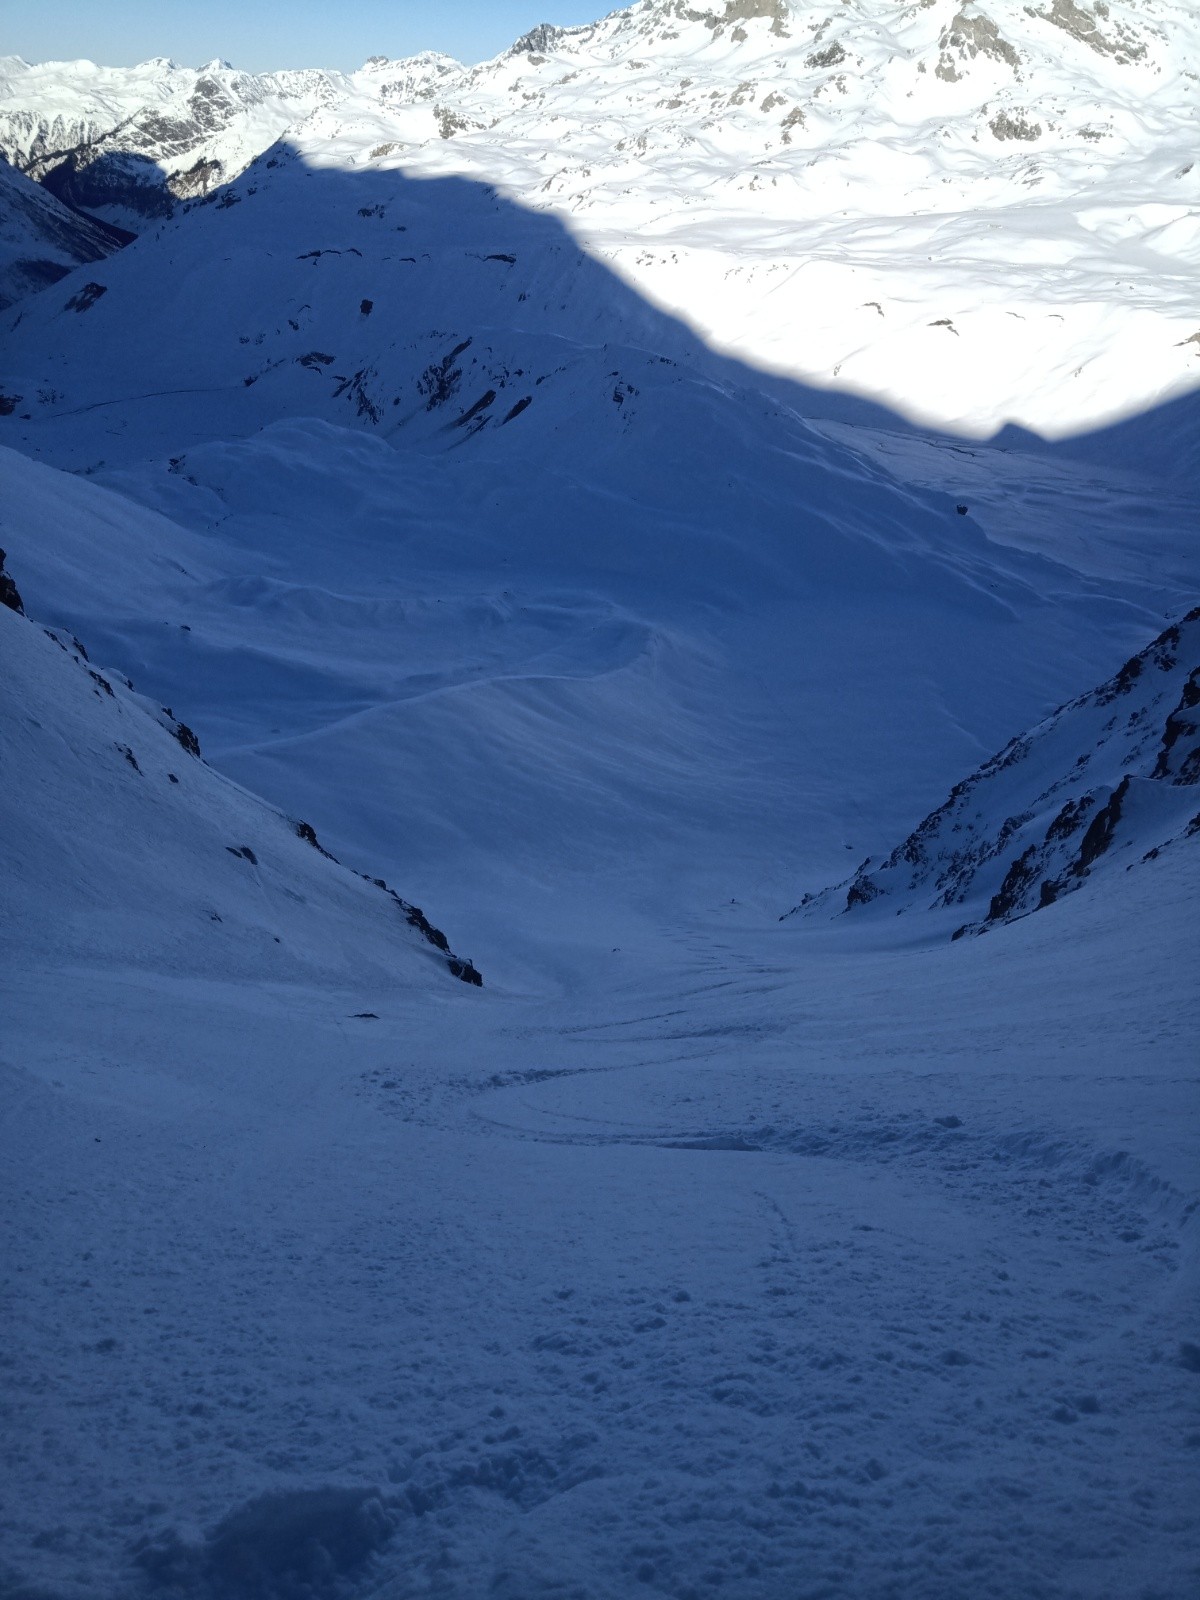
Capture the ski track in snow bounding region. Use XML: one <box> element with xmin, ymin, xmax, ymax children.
<box><xmin>3</xmin><ymin>854</ymin><xmax>1198</xmax><ymax>1599</ymax></box>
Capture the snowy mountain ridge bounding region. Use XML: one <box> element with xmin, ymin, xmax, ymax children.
<box><xmin>0</xmin><ymin>58</ymin><xmax>354</xmax><ymax>228</ymax></box>
<box><xmin>3</xmin><ymin>0</ymin><xmax>1197</xmax><ymax>431</ymax></box>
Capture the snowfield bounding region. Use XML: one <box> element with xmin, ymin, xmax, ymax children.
<box><xmin>1</xmin><ymin>3</ymin><xmax>1198</xmax><ymax>1597</ymax></box>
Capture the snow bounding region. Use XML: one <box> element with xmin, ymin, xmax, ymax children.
<box><xmin>0</xmin><ymin>597</ymin><xmax>480</xmax><ymax>988</ymax></box>
<box><xmin>3</xmin><ymin>0</ymin><xmax>1197</xmax><ymax>430</ymax></box>
<box><xmin>0</xmin><ymin>156</ymin><xmax>122</xmax><ymax>309</ymax></box>
<box><xmin>1</xmin><ymin>4</ymin><xmax>1198</xmax><ymax>1597</ymax></box>
<box><xmin>3</xmin><ymin>816</ymin><xmax>1198</xmax><ymax>1598</ymax></box>
<box><xmin>788</xmin><ymin>607</ymin><xmax>1200</xmax><ymax>933</ymax></box>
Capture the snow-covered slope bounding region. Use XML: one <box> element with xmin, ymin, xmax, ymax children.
<box><xmin>4</xmin><ymin>1</ymin><xmax>1197</xmax><ymax>430</ymax></box>
<box><xmin>1</xmin><ymin>102</ymin><xmax>1196</xmax><ymax>977</ymax></box>
<box><xmin>788</xmin><ymin>607</ymin><xmax>1200</xmax><ymax>933</ymax></box>
<box><xmin>3</xmin><ymin>646</ymin><xmax>1197</xmax><ymax>1600</ymax></box>
<box><xmin>0</xmin><ymin>551</ymin><xmax>481</xmax><ymax>987</ymax></box>
<box><xmin>2</xmin><ymin>10</ymin><xmax>1199</xmax><ymax>1600</ymax></box>
<box><xmin>346</xmin><ymin>0</ymin><xmax>1199</xmax><ymax>432</ymax></box>
<box><xmin>0</xmin><ymin>153</ymin><xmax>127</xmax><ymax>308</ymax></box>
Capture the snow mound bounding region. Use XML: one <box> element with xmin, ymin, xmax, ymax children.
<box><xmin>0</xmin><ymin>551</ymin><xmax>481</xmax><ymax>988</ymax></box>
<box><xmin>788</xmin><ymin>607</ymin><xmax>1200</xmax><ymax>935</ymax></box>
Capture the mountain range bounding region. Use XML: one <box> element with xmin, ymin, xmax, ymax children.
<box><xmin>1</xmin><ymin>6</ymin><xmax>1198</xmax><ymax>1599</ymax></box>
<box><xmin>2</xmin><ymin>0</ymin><xmax>1197</xmax><ymax>430</ymax></box>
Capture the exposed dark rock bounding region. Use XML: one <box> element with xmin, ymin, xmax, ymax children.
<box><xmin>419</xmin><ymin>338</ymin><xmax>473</xmax><ymax>409</ymax></box>
<box><xmin>64</xmin><ymin>281</ymin><xmax>107</xmax><ymax>312</ymax></box>
<box><xmin>989</xmin><ymin>111</ymin><xmax>1042</xmax><ymax>141</ymax></box>
<box><xmin>0</xmin><ymin>549</ymin><xmax>25</xmax><ymax>614</ymax></box>
<box><xmin>1073</xmin><ymin>775</ymin><xmax>1130</xmax><ymax>874</ymax></box>
<box><xmin>1044</xmin><ymin>793</ymin><xmax>1094</xmax><ymax>841</ymax></box>
<box><xmin>846</xmin><ymin>876</ymin><xmax>880</xmax><ymax>909</ymax></box>
<box><xmin>452</xmin><ymin>389</ymin><xmax>496</xmax><ymax>429</ymax></box>
<box><xmin>380</xmin><ymin>885</ymin><xmax>483</xmax><ymax>985</ymax></box>
<box><xmin>937</xmin><ymin>7</ymin><xmax>1021</xmax><ymax>81</ymax></box>
<box><xmin>1028</xmin><ymin>0</ymin><xmax>1147</xmax><ymax>63</ymax></box>
<box><xmin>512</xmin><ymin>23</ymin><xmax>566</xmax><ymax>55</ymax></box>
<box><xmin>502</xmin><ymin>395</ymin><xmax>533</xmax><ymax>424</ymax></box>
<box><xmin>295</xmin><ymin>819</ymin><xmax>338</xmax><ymax>860</ymax></box>
<box><xmin>1151</xmin><ymin>669</ymin><xmax>1200</xmax><ymax>782</ymax></box>
<box><xmin>987</xmin><ymin>844</ymin><xmax>1039</xmax><ymax>923</ymax></box>
<box><xmin>173</xmin><ymin>721</ymin><xmax>202</xmax><ymax>757</ymax></box>
<box><xmin>788</xmin><ymin>608</ymin><xmax>1200</xmax><ymax>935</ymax></box>
<box><xmin>332</xmin><ymin>367</ymin><xmax>383</xmax><ymax>422</ymax></box>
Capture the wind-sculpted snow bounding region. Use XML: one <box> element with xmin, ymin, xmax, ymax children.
<box><xmin>788</xmin><ymin>608</ymin><xmax>1200</xmax><ymax>933</ymax></box>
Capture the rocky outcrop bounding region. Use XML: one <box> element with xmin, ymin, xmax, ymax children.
<box><xmin>786</xmin><ymin>609</ymin><xmax>1200</xmax><ymax>936</ymax></box>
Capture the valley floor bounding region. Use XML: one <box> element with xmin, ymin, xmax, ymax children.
<box><xmin>3</xmin><ymin>842</ymin><xmax>1197</xmax><ymax>1600</ymax></box>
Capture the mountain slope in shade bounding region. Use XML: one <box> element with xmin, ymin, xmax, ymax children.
<box><xmin>0</xmin><ymin>154</ymin><xmax>127</xmax><ymax>308</ymax></box>
<box><xmin>0</xmin><ymin>554</ymin><xmax>481</xmax><ymax>988</ymax></box>
<box><xmin>0</xmin><ymin>136</ymin><xmax>1195</xmax><ymax>983</ymax></box>
<box><xmin>2</xmin><ymin>0</ymin><xmax>1197</xmax><ymax>431</ymax></box>
<box><xmin>788</xmin><ymin>607</ymin><xmax>1200</xmax><ymax>935</ymax></box>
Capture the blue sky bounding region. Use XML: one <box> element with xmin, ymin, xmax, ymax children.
<box><xmin>3</xmin><ymin>1</ymin><xmax>614</xmax><ymax>73</ymax></box>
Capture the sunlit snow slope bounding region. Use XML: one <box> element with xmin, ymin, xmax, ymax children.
<box><xmin>3</xmin><ymin>1</ymin><xmax>1198</xmax><ymax>432</ymax></box>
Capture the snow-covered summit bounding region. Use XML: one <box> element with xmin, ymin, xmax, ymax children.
<box><xmin>355</xmin><ymin>51</ymin><xmax>463</xmax><ymax>99</ymax></box>
<box><xmin>0</xmin><ymin>56</ymin><xmax>351</xmax><ymax>227</ymax></box>
<box><xmin>378</xmin><ymin>0</ymin><xmax>1199</xmax><ymax>432</ymax></box>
